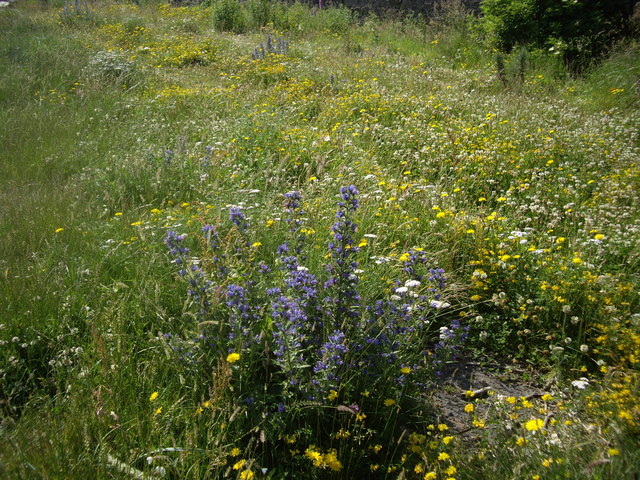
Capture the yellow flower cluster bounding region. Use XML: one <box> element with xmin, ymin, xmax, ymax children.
<box><xmin>304</xmin><ymin>447</ymin><xmax>342</xmax><ymax>471</ymax></box>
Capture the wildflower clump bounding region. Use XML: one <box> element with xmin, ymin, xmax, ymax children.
<box><xmin>164</xmin><ymin>186</ymin><xmax>458</xmax><ymax>475</ymax></box>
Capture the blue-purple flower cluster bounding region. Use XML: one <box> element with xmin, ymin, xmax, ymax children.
<box><xmin>164</xmin><ymin>230</ymin><xmax>212</xmax><ymax>316</ymax></box>
<box><xmin>229</xmin><ymin>206</ymin><xmax>249</xmax><ymax>234</ymax></box>
<box><xmin>164</xmin><ymin>186</ymin><xmax>463</xmax><ymax>418</ymax></box>
<box><xmin>313</xmin><ymin>329</ymin><xmax>348</xmax><ymax>387</ymax></box>
<box><xmin>324</xmin><ymin>186</ymin><xmax>362</xmax><ymax>328</ymax></box>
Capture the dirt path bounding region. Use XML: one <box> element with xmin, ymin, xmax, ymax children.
<box><xmin>431</xmin><ymin>360</ymin><xmax>548</xmax><ymax>433</ymax></box>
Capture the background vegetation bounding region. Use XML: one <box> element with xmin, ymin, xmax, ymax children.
<box><xmin>1</xmin><ymin>0</ymin><xmax>639</xmax><ymax>478</ymax></box>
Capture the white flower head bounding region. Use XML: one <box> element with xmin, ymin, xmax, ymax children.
<box><xmin>431</xmin><ymin>300</ymin><xmax>451</xmax><ymax>309</ymax></box>
<box><xmin>571</xmin><ymin>378</ymin><xmax>590</xmax><ymax>389</ymax></box>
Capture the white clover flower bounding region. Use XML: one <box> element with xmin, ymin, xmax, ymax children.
<box><xmin>580</xmin><ymin>344</ymin><xmax>589</xmax><ymax>353</ymax></box>
<box><xmin>439</xmin><ymin>327</ymin><xmax>450</xmax><ymax>340</ymax></box>
<box><xmin>395</xmin><ymin>286</ymin><xmax>408</xmax><ymax>294</ymax></box>
<box><xmin>571</xmin><ymin>378</ymin><xmax>590</xmax><ymax>389</ymax></box>
<box><xmin>431</xmin><ymin>300</ymin><xmax>450</xmax><ymax>309</ymax></box>
<box><xmin>404</xmin><ymin>279</ymin><xmax>421</xmax><ymax>288</ymax></box>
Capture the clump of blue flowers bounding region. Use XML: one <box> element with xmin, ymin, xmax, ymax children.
<box><xmin>163</xmin><ymin>186</ymin><xmax>463</xmax><ymax>474</ymax></box>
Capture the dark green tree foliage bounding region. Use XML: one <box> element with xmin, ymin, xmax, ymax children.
<box><xmin>481</xmin><ymin>0</ymin><xmax>635</xmax><ymax>73</ymax></box>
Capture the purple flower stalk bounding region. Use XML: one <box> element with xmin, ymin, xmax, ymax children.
<box><xmin>324</xmin><ymin>186</ymin><xmax>362</xmax><ymax>328</ymax></box>
<box><xmin>229</xmin><ymin>206</ymin><xmax>249</xmax><ymax>234</ymax></box>
<box><xmin>226</xmin><ymin>284</ymin><xmax>254</xmax><ymax>345</ymax></box>
<box><xmin>165</xmin><ymin>231</ymin><xmax>212</xmax><ymax>317</ymax></box>
<box><xmin>313</xmin><ymin>329</ymin><xmax>348</xmax><ymax>393</ymax></box>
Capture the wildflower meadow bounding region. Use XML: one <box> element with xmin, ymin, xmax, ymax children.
<box><xmin>1</xmin><ymin>0</ymin><xmax>639</xmax><ymax>478</ymax></box>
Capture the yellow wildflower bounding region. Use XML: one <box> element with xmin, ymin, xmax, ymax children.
<box><xmin>305</xmin><ymin>448</ymin><xmax>323</xmax><ymax>467</ymax></box>
<box><xmin>226</xmin><ymin>353</ymin><xmax>240</xmax><ymax>363</ymax></box>
<box><xmin>323</xmin><ymin>449</ymin><xmax>342</xmax><ymax>471</ymax></box>
<box><xmin>524</xmin><ymin>418</ymin><xmax>544</xmax><ymax>431</ymax></box>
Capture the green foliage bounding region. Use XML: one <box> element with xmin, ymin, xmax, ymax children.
<box><xmin>211</xmin><ymin>0</ymin><xmax>247</xmax><ymax>33</ymax></box>
<box><xmin>481</xmin><ymin>0</ymin><xmax>636</xmax><ymax>73</ymax></box>
<box><xmin>246</xmin><ymin>0</ymin><xmax>283</xmax><ymax>30</ymax></box>
<box><xmin>481</xmin><ymin>0</ymin><xmax>538</xmax><ymax>50</ymax></box>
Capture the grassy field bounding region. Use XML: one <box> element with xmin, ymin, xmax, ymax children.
<box><xmin>1</xmin><ymin>0</ymin><xmax>639</xmax><ymax>478</ymax></box>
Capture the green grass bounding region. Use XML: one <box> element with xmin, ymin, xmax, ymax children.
<box><xmin>1</xmin><ymin>1</ymin><xmax>639</xmax><ymax>478</ymax></box>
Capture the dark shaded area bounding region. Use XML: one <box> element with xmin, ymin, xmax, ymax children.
<box><xmin>317</xmin><ymin>0</ymin><xmax>481</xmax><ymax>15</ymax></box>
<box><xmin>481</xmin><ymin>0</ymin><xmax>639</xmax><ymax>75</ymax></box>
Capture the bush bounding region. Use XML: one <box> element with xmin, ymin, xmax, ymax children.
<box><xmin>480</xmin><ymin>0</ymin><xmax>538</xmax><ymax>51</ymax></box>
<box><xmin>211</xmin><ymin>0</ymin><xmax>247</xmax><ymax>33</ymax></box>
<box><xmin>481</xmin><ymin>0</ymin><xmax>636</xmax><ymax>73</ymax></box>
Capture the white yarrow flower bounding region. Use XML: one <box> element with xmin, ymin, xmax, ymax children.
<box><xmin>431</xmin><ymin>300</ymin><xmax>450</xmax><ymax>309</ymax></box>
<box><xmin>571</xmin><ymin>378</ymin><xmax>590</xmax><ymax>389</ymax></box>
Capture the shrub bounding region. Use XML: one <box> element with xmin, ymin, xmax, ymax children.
<box><xmin>211</xmin><ymin>0</ymin><xmax>247</xmax><ymax>33</ymax></box>
<box><xmin>481</xmin><ymin>0</ymin><xmax>636</xmax><ymax>73</ymax></box>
